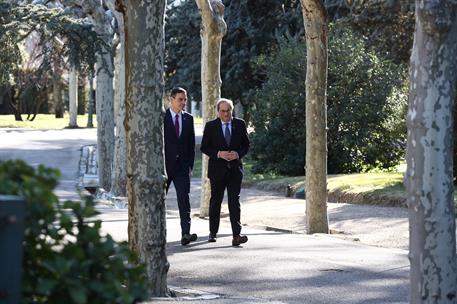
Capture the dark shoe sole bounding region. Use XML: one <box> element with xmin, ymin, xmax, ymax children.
<box><xmin>232</xmin><ymin>235</ymin><xmax>248</xmax><ymax>246</ymax></box>
<box><xmin>181</xmin><ymin>233</ymin><xmax>198</xmax><ymax>246</ymax></box>
<box><xmin>208</xmin><ymin>234</ymin><xmax>217</xmax><ymax>242</ymax></box>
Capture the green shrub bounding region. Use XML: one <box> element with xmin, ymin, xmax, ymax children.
<box><xmin>251</xmin><ymin>25</ymin><xmax>408</xmax><ymax>175</ymax></box>
<box><xmin>250</xmin><ymin>38</ymin><xmax>306</xmax><ymax>175</ymax></box>
<box><xmin>0</xmin><ymin>159</ymin><xmax>148</xmax><ymax>303</ymax></box>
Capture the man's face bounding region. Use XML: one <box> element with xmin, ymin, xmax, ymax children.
<box><xmin>170</xmin><ymin>92</ymin><xmax>187</xmax><ymax>113</ymax></box>
<box><xmin>218</xmin><ymin>102</ymin><xmax>232</xmax><ymax>123</ymax></box>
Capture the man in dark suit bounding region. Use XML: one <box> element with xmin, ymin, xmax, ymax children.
<box><xmin>200</xmin><ymin>98</ymin><xmax>250</xmax><ymax>246</ymax></box>
<box><xmin>164</xmin><ymin>87</ymin><xmax>197</xmax><ymax>245</ymax></box>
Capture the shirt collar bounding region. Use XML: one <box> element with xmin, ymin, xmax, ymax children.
<box><xmin>170</xmin><ymin>109</ymin><xmax>181</xmax><ymax>117</ymax></box>
<box><xmin>220</xmin><ymin>119</ymin><xmax>231</xmax><ymax>126</ymax></box>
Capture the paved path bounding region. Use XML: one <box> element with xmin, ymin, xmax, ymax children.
<box><xmin>0</xmin><ymin>128</ymin><xmax>410</xmax><ymax>303</ymax></box>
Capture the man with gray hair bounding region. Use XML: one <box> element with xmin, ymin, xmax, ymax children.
<box><xmin>200</xmin><ymin>98</ymin><xmax>250</xmax><ymax>246</ymax></box>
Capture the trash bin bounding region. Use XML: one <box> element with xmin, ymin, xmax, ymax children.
<box><xmin>0</xmin><ymin>195</ymin><xmax>25</xmax><ymax>304</ymax></box>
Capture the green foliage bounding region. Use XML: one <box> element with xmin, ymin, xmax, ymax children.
<box><xmin>164</xmin><ymin>0</ymin><xmax>201</xmax><ymax>100</ymax></box>
<box><xmin>250</xmin><ymin>38</ymin><xmax>307</xmax><ymax>175</ymax></box>
<box><xmin>0</xmin><ymin>34</ymin><xmax>21</xmax><ymax>85</ymax></box>
<box><xmin>337</xmin><ymin>0</ymin><xmax>415</xmax><ymax>64</ymax></box>
<box><xmin>164</xmin><ymin>0</ymin><xmax>303</xmax><ymax>118</ymax></box>
<box><xmin>327</xmin><ymin>27</ymin><xmax>408</xmax><ymax>173</ymax></box>
<box><xmin>0</xmin><ymin>3</ymin><xmax>104</xmax><ymax>86</ymax></box>
<box><xmin>251</xmin><ymin>25</ymin><xmax>408</xmax><ymax>175</ymax></box>
<box><xmin>221</xmin><ymin>0</ymin><xmax>303</xmax><ymax>118</ymax></box>
<box><xmin>0</xmin><ymin>160</ymin><xmax>148</xmax><ymax>303</ymax></box>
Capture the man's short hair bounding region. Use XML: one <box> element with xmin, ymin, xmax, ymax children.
<box><xmin>170</xmin><ymin>87</ymin><xmax>187</xmax><ymax>98</ymax></box>
<box><xmin>216</xmin><ymin>98</ymin><xmax>234</xmax><ymax>111</ymax></box>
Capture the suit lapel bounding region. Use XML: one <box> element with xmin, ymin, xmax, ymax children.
<box><xmin>166</xmin><ymin>109</ymin><xmax>179</xmax><ymax>140</ymax></box>
<box><xmin>216</xmin><ymin>119</ymin><xmax>225</xmax><ymax>148</ymax></box>
<box><xmin>182</xmin><ymin>113</ymin><xmax>187</xmax><ymax>134</ymax></box>
<box><xmin>231</xmin><ymin>119</ymin><xmax>236</xmax><ymax>142</ymax></box>
<box><xmin>166</xmin><ymin>109</ymin><xmax>173</xmax><ymax>128</ymax></box>
<box><xmin>216</xmin><ymin>119</ymin><xmax>223</xmax><ymax>141</ymax></box>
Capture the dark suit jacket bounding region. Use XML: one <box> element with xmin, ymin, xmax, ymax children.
<box><xmin>200</xmin><ymin>117</ymin><xmax>250</xmax><ymax>180</ymax></box>
<box><xmin>164</xmin><ymin>109</ymin><xmax>195</xmax><ymax>178</ymax></box>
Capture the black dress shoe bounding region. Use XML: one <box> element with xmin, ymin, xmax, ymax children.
<box><xmin>181</xmin><ymin>233</ymin><xmax>198</xmax><ymax>246</ymax></box>
<box><xmin>208</xmin><ymin>233</ymin><xmax>217</xmax><ymax>242</ymax></box>
<box><xmin>232</xmin><ymin>235</ymin><xmax>248</xmax><ymax>246</ymax></box>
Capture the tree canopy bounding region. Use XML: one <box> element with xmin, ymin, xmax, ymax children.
<box><xmin>0</xmin><ymin>2</ymin><xmax>103</xmax><ymax>85</ymax></box>
<box><xmin>165</xmin><ymin>0</ymin><xmax>303</xmax><ymax>119</ymax></box>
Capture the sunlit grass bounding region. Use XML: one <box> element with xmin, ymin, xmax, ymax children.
<box><xmin>194</xmin><ymin>155</ymin><xmax>408</xmax><ymax>199</ymax></box>
<box><xmin>244</xmin><ymin>161</ymin><xmax>405</xmax><ymax>194</ymax></box>
<box><xmin>194</xmin><ymin>116</ymin><xmax>203</xmax><ymax>124</ymax></box>
<box><xmin>0</xmin><ymin>114</ymin><xmax>96</xmax><ymax>129</ymax></box>
<box><xmin>327</xmin><ymin>172</ymin><xmax>404</xmax><ymax>195</ymax></box>
<box><xmin>240</xmin><ymin>159</ymin><xmax>457</xmax><ymax>205</ymax></box>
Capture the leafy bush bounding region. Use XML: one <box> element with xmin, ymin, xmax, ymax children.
<box><xmin>250</xmin><ymin>38</ymin><xmax>307</xmax><ymax>175</ymax></box>
<box><xmin>0</xmin><ymin>160</ymin><xmax>148</xmax><ymax>303</ymax></box>
<box><xmin>251</xmin><ymin>25</ymin><xmax>408</xmax><ymax>175</ymax></box>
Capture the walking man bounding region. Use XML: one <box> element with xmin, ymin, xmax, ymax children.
<box><xmin>164</xmin><ymin>87</ymin><xmax>197</xmax><ymax>245</ymax></box>
<box><xmin>200</xmin><ymin>98</ymin><xmax>250</xmax><ymax>246</ymax></box>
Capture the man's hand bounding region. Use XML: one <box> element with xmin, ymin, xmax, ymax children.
<box><xmin>227</xmin><ymin>151</ymin><xmax>239</xmax><ymax>161</ymax></box>
<box><xmin>218</xmin><ymin>150</ymin><xmax>230</xmax><ymax>161</ymax></box>
<box><xmin>218</xmin><ymin>151</ymin><xmax>239</xmax><ymax>161</ymax></box>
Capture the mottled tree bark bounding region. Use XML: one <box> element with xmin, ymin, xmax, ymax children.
<box><xmin>195</xmin><ymin>0</ymin><xmax>226</xmax><ymax>217</ymax></box>
<box><xmin>300</xmin><ymin>0</ymin><xmax>329</xmax><ymax>234</ymax></box>
<box><xmin>94</xmin><ymin>10</ymin><xmax>115</xmax><ymax>192</ymax></box>
<box><xmin>406</xmin><ymin>1</ymin><xmax>457</xmax><ymax>303</ymax></box>
<box><xmin>68</xmin><ymin>0</ymin><xmax>116</xmax><ymax>190</ymax></box>
<box><xmin>120</xmin><ymin>0</ymin><xmax>169</xmax><ymax>296</ymax></box>
<box><xmin>68</xmin><ymin>66</ymin><xmax>78</xmax><ymax>128</ymax></box>
<box><xmin>111</xmin><ymin>10</ymin><xmax>127</xmax><ymax>197</ymax></box>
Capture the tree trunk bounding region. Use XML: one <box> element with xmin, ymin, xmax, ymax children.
<box><xmin>53</xmin><ymin>77</ymin><xmax>64</xmax><ymax>118</ymax></box>
<box><xmin>406</xmin><ymin>2</ymin><xmax>457</xmax><ymax>302</ymax></box>
<box><xmin>120</xmin><ymin>0</ymin><xmax>169</xmax><ymax>296</ymax></box>
<box><xmin>77</xmin><ymin>82</ymin><xmax>86</xmax><ymax>115</ymax></box>
<box><xmin>94</xmin><ymin>8</ymin><xmax>115</xmax><ymax>192</ymax></box>
<box><xmin>111</xmin><ymin>10</ymin><xmax>127</xmax><ymax>197</ymax></box>
<box><xmin>87</xmin><ymin>74</ymin><xmax>95</xmax><ymax>128</ymax></box>
<box><xmin>68</xmin><ymin>66</ymin><xmax>78</xmax><ymax>128</ymax></box>
<box><xmin>8</xmin><ymin>86</ymin><xmax>22</xmax><ymax>121</ymax></box>
<box><xmin>300</xmin><ymin>0</ymin><xmax>329</xmax><ymax>234</ymax></box>
<box><xmin>195</xmin><ymin>0</ymin><xmax>227</xmax><ymax>217</ymax></box>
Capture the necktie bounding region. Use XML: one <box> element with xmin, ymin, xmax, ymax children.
<box><xmin>224</xmin><ymin>123</ymin><xmax>231</xmax><ymax>146</ymax></box>
<box><xmin>175</xmin><ymin>114</ymin><xmax>179</xmax><ymax>138</ymax></box>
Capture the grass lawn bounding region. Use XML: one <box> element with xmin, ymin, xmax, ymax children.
<box><xmin>245</xmin><ymin>161</ymin><xmax>457</xmax><ymax>206</ymax></box>
<box><xmin>194</xmin><ymin>152</ymin><xmax>405</xmax><ymax>194</ymax></box>
<box><xmin>0</xmin><ymin>114</ymin><xmax>198</xmax><ymax>129</ymax></box>
<box><xmin>0</xmin><ymin>114</ymin><xmax>96</xmax><ymax>129</ymax></box>
<box><xmin>244</xmin><ymin>167</ymin><xmax>405</xmax><ymax>197</ymax></box>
